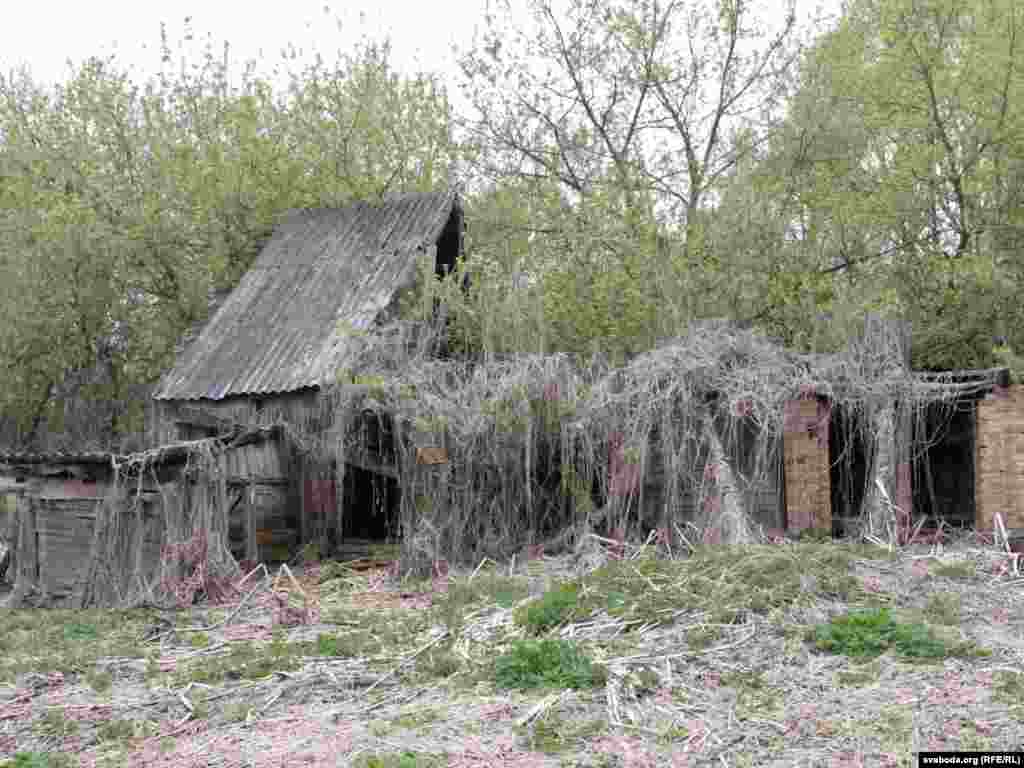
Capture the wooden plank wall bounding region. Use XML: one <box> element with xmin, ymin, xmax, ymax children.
<box><xmin>976</xmin><ymin>385</ymin><xmax>1024</xmax><ymax>532</ymax></box>
<box><xmin>35</xmin><ymin>498</ymin><xmax>102</xmax><ymax>602</ymax></box>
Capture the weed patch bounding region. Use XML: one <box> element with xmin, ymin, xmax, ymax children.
<box><xmin>351</xmin><ymin>752</ymin><xmax>446</xmax><ymax>768</ymax></box>
<box><xmin>517</xmin><ymin>712</ymin><xmax>607</xmax><ymax>754</ymax></box>
<box><xmin>494</xmin><ymin>638</ymin><xmax>605</xmax><ymax>690</ymax></box>
<box><xmin>96</xmin><ymin>718</ymin><xmax>136</xmax><ymax>743</ymax></box>
<box><xmin>84</xmin><ymin>669</ymin><xmax>113</xmax><ymax>694</ymax></box>
<box><xmin>415</xmin><ymin>646</ymin><xmax>462</xmax><ymax>679</ymax></box>
<box><xmin>994</xmin><ymin>670</ymin><xmax>1024</xmax><ymax>720</ymax></box>
<box><xmin>924</xmin><ymin>593</ymin><xmax>962</xmax><ymax>625</ymax></box>
<box><xmin>810</xmin><ymin>607</ymin><xmax>979</xmax><ymax>660</ymax></box>
<box><xmin>0</xmin><ymin>754</ymin><xmax>75</xmax><ymax>768</ymax></box>
<box><xmin>931</xmin><ymin>561</ymin><xmax>976</xmax><ymax>579</ymax></box>
<box><xmin>515</xmin><ymin>582</ymin><xmax>581</xmax><ymax>634</ymax></box>
<box><xmin>836</xmin><ymin>660</ymin><xmax>881</xmax><ymax>687</ymax></box>
<box><xmin>34</xmin><ymin>708</ymin><xmax>79</xmax><ymax>739</ymax></box>
<box><xmin>437</xmin><ymin>573</ymin><xmax>530</xmax><ymax>632</ymax></box>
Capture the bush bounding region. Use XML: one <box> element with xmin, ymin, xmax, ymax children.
<box><xmin>494</xmin><ymin>638</ymin><xmax>605</xmax><ymax>690</ymax></box>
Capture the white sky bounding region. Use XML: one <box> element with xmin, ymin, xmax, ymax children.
<box><xmin>0</xmin><ymin>0</ymin><xmax>488</xmax><ymax>88</ymax></box>
<box><xmin>1</xmin><ymin>0</ymin><xmax>838</xmax><ymax>91</ymax></box>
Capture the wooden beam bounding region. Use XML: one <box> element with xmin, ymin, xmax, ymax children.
<box><xmin>299</xmin><ymin>459</ymin><xmax>309</xmax><ymax>547</ymax></box>
<box><xmin>245</xmin><ymin>484</ymin><xmax>257</xmax><ymax>563</ymax></box>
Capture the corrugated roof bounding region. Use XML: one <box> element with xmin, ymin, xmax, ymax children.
<box><xmin>0</xmin><ymin>451</ymin><xmax>115</xmax><ymax>466</ymax></box>
<box><xmin>153</xmin><ymin>189</ymin><xmax>460</xmax><ymax>401</ymax></box>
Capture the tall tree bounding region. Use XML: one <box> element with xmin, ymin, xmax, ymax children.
<box><xmin>460</xmin><ymin>0</ymin><xmax>799</xmax><ymax>245</ymax></box>
<box><xmin>0</xmin><ymin>29</ymin><xmax>458</xmax><ymax>447</ymax></box>
<box><xmin>456</xmin><ymin>0</ymin><xmax>802</xmax><ymax>359</ymax></box>
<box><xmin>749</xmin><ymin>0</ymin><xmax>1024</xmax><ymax>365</ymax></box>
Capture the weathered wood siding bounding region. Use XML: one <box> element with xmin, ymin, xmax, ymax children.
<box><xmin>35</xmin><ymin>497</ymin><xmax>101</xmax><ymax>602</ymax></box>
<box><xmin>976</xmin><ymin>386</ymin><xmax>1024</xmax><ymax>532</ymax></box>
<box><xmin>150</xmin><ymin>391</ymin><xmax>327</xmax><ymax>447</ymax></box>
<box><xmin>638</xmin><ymin>425</ymin><xmax>782</xmax><ymax>530</ymax></box>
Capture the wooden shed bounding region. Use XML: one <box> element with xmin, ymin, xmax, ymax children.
<box><xmin>0</xmin><ymin>451</ymin><xmax>117</xmax><ymax>605</ymax></box>
<box><xmin>0</xmin><ymin>425</ymin><xmax>293</xmax><ymax>608</ymax></box>
<box><xmin>149</xmin><ymin>189</ymin><xmax>464</xmax><ymax>559</ymax></box>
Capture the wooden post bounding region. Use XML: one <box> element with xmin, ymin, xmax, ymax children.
<box><xmin>245</xmin><ymin>483</ymin><xmax>257</xmax><ymax>563</ymax></box>
<box><xmin>299</xmin><ymin>458</ymin><xmax>309</xmax><ymax>549</ymax></box>
<box><xmin>2</xmin><ymin>492</ymin><xmax>19</xmax><ymax>583</ymax></box>
<box><xmin>10</xmin><ymin>494</ymin><xmax>37</xmax><ymax>606</ymax></box>
<box><xmin>319</xmin><ymin>465</ymin><xmax>329</xmax><ymax>560</ymax></box>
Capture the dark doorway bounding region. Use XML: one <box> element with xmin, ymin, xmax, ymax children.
<box><xmin>913</xmin><ymin>400</ymin><xmax>975</xmax><ymax>528</ymax></box>
<box><xmin>341</xmin><ymin>465</ymin><xmax>399</xmax><ymax>541</ymax></box>
<box><xmin>829</xmin><ymin>404</ymin><xmax>868</xmax><ymax>537</ymax></box>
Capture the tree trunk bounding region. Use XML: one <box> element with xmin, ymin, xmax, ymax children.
<box><xmin>865</xmin><ymin>403</ymin><xmax>897</xmax><ymax>537</ymax></box>
<box><xmin>701</xmin><ymin>413</ymin><xmax>753</xmax><ymax>545</ymax></box>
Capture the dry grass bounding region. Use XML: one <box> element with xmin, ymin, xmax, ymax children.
<box><xmin>2</xmin><ymin>533</ymin><xmax>1023</xmax><ymax>767</ymax></box>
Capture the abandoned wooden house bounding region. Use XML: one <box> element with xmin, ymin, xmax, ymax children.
<box><xmin>148</xmin><ymin>188</ymin><xmax>464</xmax><ymax>560</ymax></box>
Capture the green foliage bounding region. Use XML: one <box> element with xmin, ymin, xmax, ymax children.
<box><xmin>62</xmin><ymin>622</ymin><xmax>99</xmax><ymax>642</ymax></box>
<box><xmin>435</xmin><ymin>573</ymin><xmax>530</xmax><ymax>633</ymax></box>
<box><xmin>994</xmin><ymin>670</ymin><xmax>1024</xmax><ymax>718</ymax></box>
<box><xmin>810</xmin><ymin>607</ymin><xmax>976</xmax><ymax>660</ymax></box>
<box><xmin>518</xmin><ymin>712</ymin><xmax>607</xmax><ymax>754</ymax></box>
<box><xmin>315</xmin><ymin>633</ymin><xmax>341</xmax><ymax>656</ymax></box>
<box><xmin>493</xmin><ymin>638</ymin><xmax>606</xmax><ymax>690</ymax></box>
<box><xmin>514</xmin><ymin>582</ymin><xmax>581</xmax><ymax>634</ymax></box>
<box><xmin>0</xmin><ymin>754</ymin><xmax>75</xmax><ymax>768</ymax></box>
<box><xmin>924</xmin><ymin>593</ymin><xmax>962</xmax><ymax>626</ymax></box>
<box><xmin>0</xmin><ymin>25</ymin><xmax>457</xmax><ymax>445</ymax></box>
<box><xmin>758</xmin><ymin>0</ymin><xmax>1024</xmax><ymax>365</ymax></box>
<box><xmin>414</xmin><ymin>644</ymin><xmax>463</xmax><ymax>680</ymax></box>
<box><xmin>929</xmin><ymin>560</ymin><xmax>976</xmax><ymax>580</ymax></box>
<box><xmin>96</xmin><ymin>718</ymin><xmax>136</xmax><ymax>743</ymax></box>
<box><xmin>84</xmin><ymin>668</ymin><xmax>113</xmax><ymax>694</ymax></box>
<box><xmin>686</xmin><ymin>626</ymin><xmax>725</xmax><ymax>650</ymax></box>
<box><xmin>352</xmin><ymin>753</ymin><xmax>446</xmax><ymax>768</ymax></box>
<box><xmin>35</xmin><ymin>708</ymin><xmax>79</xmax><ymax>739</ymax></box>
<box><xmin>836</xmin><ymin>660</ymin><xmax>881</xmax><ymax>687</ymax></box>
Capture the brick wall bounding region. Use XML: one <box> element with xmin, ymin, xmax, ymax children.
<box><xmin>976</xmin><ymin>385</ymin><xmax>1024</xmax><ymax>532</ymax></box>
<box><xmin>783</xmin><ymin>399</ymin><xmax>831</xmax><ymax>534</ymax></box>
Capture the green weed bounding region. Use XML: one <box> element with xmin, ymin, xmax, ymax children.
<box><xmin>35</xmin><ymin>708</ymin><xmax>79</xmax><ymax>739</ymax></box>
<box><xmin>810</xmin><ymin>607</ymin><xmax>975</xmax><ymax>660</ymax></box>
<box><xmin>494</xmin><ymin>638</ymin><xmax>606</xmax><ymax>690</ymax></box>
<box><xmin>0</xmin><ymin>754</ymin><xmax>76</xmax><ymax>768</ymax></box>
<box><xmin>437</xmin><ymin>573</ymin><xmax>530</xmax><ymax>633</ymax></box>
<box><xmin>415</xmin><ymin>646</ymin><xmax>462</xmax><ymax>679</ymax></box>
<box><xmin>931</xmin><ymin>561</ymin><xmax>976</xmax><ymax>580</ymax></box>
<box><xmin>686</xmin><ymin>625</ymin><xmax>724</xmax><ymax>649</ymax></box>
<box><xmin>62</xmin><ymin>623</ymin><xmax>99</xmax><ymax>642</ymax></box>
<box><xmin>518</xmin><ymin>712</ymin><xmax>606</xmax><ymax>754</ymax></box>
<box><xmin>515</xmin><ymin>582</ymin><xmax>581</xmax><ymax>634</ymax></box>
<box><xmin>96</xmin><ymin>718</ymin><xmax>136</xmax><ymax>743</ymax></box>
<box><xmin>836</xmin><ymin>660</ymin><xmax>881</xmax><ymax>687</ymax></box>
<box><xmin>391</xmin><ymin>707</ymin><xmax>442</xmax><ymax>731</ymax></box>
<box><xmin>84</xmin><ymin>669</ymin><xmax>113</xmax><ymax>694</ymax></box>
<box><xmin>924</xmin><ymin>593</ymin><xmax>962</xmax><ymax>625</ymax></box>
<box><xmin>351</xmin><ymin>753</ymin><xmax>446</xmax><ymax>768</ymax></box>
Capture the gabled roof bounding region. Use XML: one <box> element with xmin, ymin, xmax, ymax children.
<box><xmin>154</xmin><ymin>189</ymin><xmax>460</xmax><ymax>401</ymax></box>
